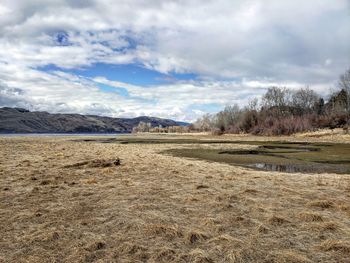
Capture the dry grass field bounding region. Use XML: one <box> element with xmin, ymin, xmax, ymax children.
<box><xmin>1</xmin><ymin>133</ymin><xmax>350</xmax><ymax>263</ymax></box>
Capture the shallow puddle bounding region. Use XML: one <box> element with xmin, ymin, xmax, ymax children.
<box><xmin>163</xmin><ymin>142</ymin><xmax>350</xmax><ymax>174</ymax></box>
<box><xmin>247</xmin><ymin>163</ymin><xmax>316</xmax><ymax>173</ymax></box>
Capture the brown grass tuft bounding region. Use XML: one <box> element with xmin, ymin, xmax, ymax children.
<box><xmin>185</xmin><ymin>230</ymin><xmax>209</xmax><ymax>244</ymax></box>
<box><xmin>309</xmin><ymin>221</ymin><xmax>339</xmax><ymax>232</ymax></box>
<box><xmin>267</xmin><ymin>250</ymin><xmax>312</xmax><ymax>263</ymax></box>
<box><xmin>201</xmin><ymin>217</ymin><xmax>220</xmax><ymax>227</ymax></box>
<box><xmin>242</xmin><ymin>188</ymin><xmax>258</xmax><ymax>194</ymax></box>
<box><xmin>186</xmin><ymin>248</ymin><xmax>213</xmax><ymax>263</ymax></box>
<box><xmin>307</xmin><ymin>199</ymin><xmax>334</xmax><ymax>209</ymax></box>
<box><xmin>337</xmin><ymin>203</ymin><xmax>350</xmax><ymax>211</ymax></box>
<box><xmin>298</xmin><ymin>211</ymin><xmax>323</xmax><ymax>222</ymax></box>
<box><xmin>144</xmin><ymin>223</ymin><xmax>182</xmax><ymax>239</ymax></box>
<box><xmin>319</xmin><ymin>239</ymin><xmax>350</xmax><ymax>254</ymax></box>
<box><xmin>150</xmin><ymin>247</ymin><xmax>176</xmax><ymax>262</ymax></box>
<box><xmin>86</xmin><ymin>241</ymin><xmax>106</xmax><ymax>251</ymax></box>
<box><xmin>116</xmin><ymin>242</ymin><xmax>149</xmax><ymax>260</ymax></box>
<box><xmin>223</xmin><ymin>249</ymin><xmax>243</xmax><ymax>263</ymax></box>
<box><xmin>320</xmin><ymin>222</ymin><xmax>339</xmax><ymax>231</ymax></box>
<box><xmin>268</xmin><ymin>215</ymin><xmax>290</xmax><ymax>226</ymax></box>
<box><xmin>228</xmin><ymin>194</ymin><xmax>238</xmax><ymax>201</ymax></box>
<box><xmin>118</xmin><ymin>242</ymin><xmax>148</xmax><ymax>256</ymax></box>
<box><xmin>207</xmin><ymin>234</ymin><xmax>243</xmax><ymax>246</ymax></box>
<box><xmin>256</xmin><ymin>223</ymin><xmax>269</xmax><ymax>233</ymax></box>
<box><xmin>82</xmin><ymin>178</ymin><xmax>98</xmax><ymax>184</ymax></box>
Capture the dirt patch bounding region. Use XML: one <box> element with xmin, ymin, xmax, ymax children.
<box><xmin>63</xmin><ymin>158</ymin><xmax>121</xmax><ymax>168</ymax></box>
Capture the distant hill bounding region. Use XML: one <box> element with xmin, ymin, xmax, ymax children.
<box><xmin>0</xmin><ymin>107</ymin><xmax>189</xmax><ymax>133</ymax></box>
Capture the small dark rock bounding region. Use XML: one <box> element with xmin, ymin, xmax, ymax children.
<box><xmin>196</xmin><ymin>184</ymin><xmax>209</xmax><ymax>189</ymax></box>
<box><xmin>96</xmin><ymin>242</ymin><xmax>106</xmax><ymax>250</ymax></box>
<box><xmin>40</xmin><ymin>180</ymin><xmax>50</xmax><ymax>185</ymax></box>
<box><xmin>114</xmin><ymin>158</ymin><xmax>121</xmax><ymax>166</ymax></box>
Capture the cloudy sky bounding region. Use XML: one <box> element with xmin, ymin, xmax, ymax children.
<box><xmin>0</xmin><ymin>0</ymin><xmax>349</xmax><ymax>121</ymax></box>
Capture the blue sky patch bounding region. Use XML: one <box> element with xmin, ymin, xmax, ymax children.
<box><xmin>54</xmin><ymin>31</ymin><xmax>70</xmax><ymax>46</ymax></box>
<box><xmin>37</xmin><ymin>63</ymin><xmax>198</xmax><ymax>86</ymax></box>
<box><xmin>96</xmin><ymin>83</ymin><xmax>129</xmax><ymax>96</ymax></box>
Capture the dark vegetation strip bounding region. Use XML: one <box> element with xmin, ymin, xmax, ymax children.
<box><xmin>190</xmin><ymin>68</ymin><xmax>350</xmax><ymax>136</ymax></box>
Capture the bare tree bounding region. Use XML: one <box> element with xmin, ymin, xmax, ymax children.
<box><xmin>338</xmin><ymin>68</ymin><xmax>350</xmax><ymax>115</ymax></box>
<box><xmin>291</xmin><ymin>87</ymin><xmax>319</xmax><ymax>115</ymax></box>
<box><xmin>193</xmin><ymin>113</ymin><xmax>214</xmax><ymax>131</ymax></box>
<box><xmin>262</xmin><ymin>87</ymin><xmax>292</xmax><ymax>116</ymax></box>
<box><xmin>247</xmin><ymin>98</ymin><xmax>259</xmax><ymax>111</ymax></box>
<box><xmin>133</xmin><ymin>121</ymin><xmax>151</xmax><ymax>133</ymax></box>
<box><xmin>263</xmin><ymin>86</ymin><xmax>290</xmax><ymax>105</ymax></box>
<box><xmin>214</xmin><ymin>104</ymin><xmax>241</xmax><ymax>131</ymax></box>
<box><xmin>192</xmin><ymin>69</ymin><xmax>350</xmax><ymax>136</ymax></box>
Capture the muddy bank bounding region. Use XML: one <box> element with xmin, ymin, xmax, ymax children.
<box><xmin>163</xmin><ymin>142</ymin><xmax>350</xmax><ymax>174</ymax></box>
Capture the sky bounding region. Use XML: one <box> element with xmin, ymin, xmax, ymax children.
<box><xmin>0</xmin><ymin>0</ymin><xmax>349</xmax><ymax>122</ymax></box>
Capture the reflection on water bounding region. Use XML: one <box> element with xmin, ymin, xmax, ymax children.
<box><xmin>220</xmin><ymin>145</ymin><xmax>318</xmax><ymax>155</ymax></box>
<box><xmin>0</xmin><ymin>133</ymin><xmax>127</xmax><ymax>137</ymax></box>
<box><xmin>259</xmin><ymin>145</ymin><xmax>319</xmax><ymax>152</ymax></box>
<box><xmin>247</xmin><ymin>163</ymin><xmax>311</xmax><ymax>173</ymax></box>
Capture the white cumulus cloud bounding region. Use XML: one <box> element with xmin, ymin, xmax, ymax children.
<box><xmin>0</xmin><ymin>0</ymin><xmax>349</xmax><ymax>121</ymax></box>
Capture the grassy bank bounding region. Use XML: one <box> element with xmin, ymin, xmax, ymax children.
<box><xmin>1</xmin><ymin>134</ymin><xmax>350</xmax><ymax>262</ymax></box>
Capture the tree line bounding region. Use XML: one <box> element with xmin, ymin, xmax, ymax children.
<box><xmin>132</xmin><ymin>122</ymin><xmax>190</xmax><ymax>133</ymax></box>
<box><xmin>191</xmin><ymin>68</ymin><xmax>350</xmax><ymax>135</ymax></box>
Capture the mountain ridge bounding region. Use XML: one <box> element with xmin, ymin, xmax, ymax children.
<box><xmin>0</xmin><ymin>107</ymin><xmax>189</xmax><ymax>133</ymax></box>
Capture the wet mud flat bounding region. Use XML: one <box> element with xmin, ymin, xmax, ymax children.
<box><xmin>162</xmin><ymin>142</ymin><xmax>350</xmax><ymax>174</ymax></box>
<box><xmin>75</xmin><ymin>137</ymin><xmax>350</xmax><ymax>174</ymax></box>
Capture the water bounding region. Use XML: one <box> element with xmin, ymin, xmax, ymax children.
<box><xmin>0</xmin><ymin>133</ymin><xmax>129</xmax><ymax>137</ymax></box>
<box><xmin>247</xmin><ymin>163</ymin><xmax>309</xmax><ymax>173</ymax></box>
<box><xmin>164</xmin><ymin>141</ymin><xmax>350</xmax><ymax>174</ymax></box>
<box><xmin>259</xmin><ymin>145</ymin><xmax>319</xmax><ymax>152</ymax></box>
<box><xmin>219</xmin><ymin>146</ymin><xmax>318</xmax><ymax>155</ymax></box>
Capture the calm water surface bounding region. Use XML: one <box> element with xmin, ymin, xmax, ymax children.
<box><xmin>0</xmin><ymin>133</ymin><xmax>130</xmax><ymax>137</ymax></box>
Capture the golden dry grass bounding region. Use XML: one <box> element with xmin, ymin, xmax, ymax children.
<box><xmin>307</xmin><ymin>200</ymin><xmax>334</xmax><ymax>209</ymax></box>
<box><xmin>298</xmin><ymin>212</ymin><xmax>324</xmax><ymax>222</ymax></box>
<box><xmin>1</xmin><ymin>134</ymin><xmax>350</xmax><ymax>262</ymax></box>
<box><xmin>319</xmin><ymin>239</ymin><xmax>350</xmax><ymax>254</ymax></box>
